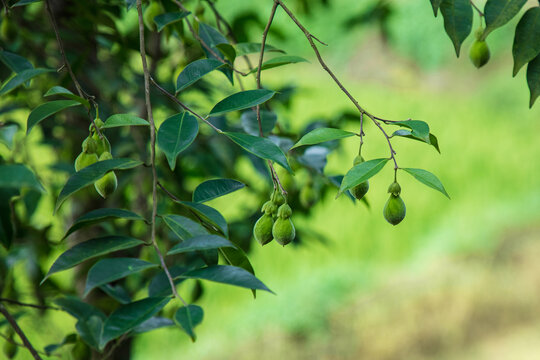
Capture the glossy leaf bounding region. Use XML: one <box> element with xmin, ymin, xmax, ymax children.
<box><xmin>338</xmin><ymin>158</ymin><xmax>389</xmax><ymax>196</ymax></box>
<box><xmin>0</xmin><ymin>50</ymin><xmax>33</xmax><ymax>74</ymax></box>
<box><xmin>44</xmin><ymin>86</ymin><xmax>90</xmax><ymax>108</ymax></box>
<box><xmin>42</xmin><ymin>235</ymin><xmax>144</xmax><ymax>283</ymax></box>
<box><xmin>55</xmin><ymin>158</ymin><xmax>142</xmax><ymax>211</ymax></box>
<box><xmin>174</xmin><ymin>305</ymin><xmax>203</xmax><ymax>341</ymax></box>
<box><xmin>183</xmin><ymin>265</ymin><xmax>273</xmax><ymax>293</ymax></box>
<box><xmin>240</xmin><ymin>109</ymin><xmax>277</xmax><ymax>136</ymax></box>
<box><xmin>224</xmin><ymin>132</ymin><xmax>291</xmax><ymax>172</ymax></box>
<box><xmin>392</xmin><ymin>130</ymin><xmax>440</xmax><ymax>153</ymax></box>
<box><xmin>99</xmin><ymin>284</ymin><xmax>131</xmax><ymax>304</ymax></box>
<box><xmin>84</xmin><ymin>258</ymin><xmax>158</xmax><ymax>297</ymax></box>
<box><xmin>100</xmin><ymin>297</ymin><xmax>170</xmax><ymax>349</ymax></box>
<box><xmin>291</xmin><ymin>127</ymin><xmax>356</xmax><ymax>149</ymax></box>
<box><xmin>103</xmin><ymin>114</ymin><xmax>149</xmax><ymax>128</ymax></box>
<box><xmin>0</xmin><ymin>164</ymin><xmax>45</xmax><ymax>192</ymax></box>
<box><xmin>0</xmin><ymin>122</ymin><xmax>19</xmax><ymax>150</ymax></box>
<box><xmin>430</xmin><ymin>0</ymin><xmax>443</xmax><ymax>16</ymax></box>
<box><xmin>153</xmin><ymin>11</ymin><xmax>190</xmax><ymax>32</ymax></box>
<box><xmin>193</xmin><ymin>178</ymin><xmax>245</xmax><ymax>203</ymax></box>
<box><xmin>63</xmin><ymin>208</ymin><xmax>145</xmax><ymax>240</ymax></box>
<box><xmin>176</xmin><ymin>59</ymin><xmax>224</xmax><ymax>92</ymax></box>
<box><xmin>209</xmin><ymin>89</ymin><xmax>275</xmax><ymax>116</ymax></box>
<box><xmin>484</xmin><ymin>0</ymin><xmax>526</xmax><ymax>37</ymax></box>
<box><xmin>133</xmin><ymin>317</ymin><xmax>174</xmax><ymax>334</ymax></box>
<box><xmin>512</xmin><ymin>7</ymin><xmax>540</xmax><ymax>76</ymax></box>
<box><xmin>168</xmin><ymin>235</ymin><xmax>236</xmax><ymax>255</ymax></box>
<box><xmin>198</xmin><ymin>23</ymin><xmax>233</xmax><ymax>84</ymax></box>
<box><xmin>235</xmin><ymin>42</ymin><xmax>284</xmax><ymax>56</ymax></box>
<box><xmin>27</xmin><ymin>100</ymin><xmax>82</xmax><ymax>134</ymax></box>
<box><xmin>219</xmin><ymin>246</ymin><xmax>257</xmax><ymax>298</ymax></box>
<box><xmin>440</xmin><ymin>0</ymin><xmax>473</xmax><ymax>56</ymax></box>
<box><xmin>0</xmin><ymin>68</ymin><xmax>53</xmax><ymax>95</ymax></box>
<box><xmin>148</xmin><ymin>266</ymin><xmax>188</xmax><ymax>297</ymax></box>
<box><xmin>249</xmin><ymin>55</ymin><xmax>308</xmax><ymax>73</ymax></box>
<box><xmin>401</xmin><ymin>168</ymin><xmax>450</xmax><ymax>198</ymax></box>
<box><xmin>162</xmin><ymin>214</ymin><xmax>209</xmax><ymax>241</ymax></box>
<box><xmin>216</xmin><ymin>43</ymin><xmax>236</xmax><ymax>63</ymax></box>
<box><xmin>175</xmin><ymin>201</ymin><xmax>228</xmax><ymax>236</ymax></box>
<box><xmin>157</xmin><ymin>112</ymin><xmax>199</xmax><ymax>170</ymax></box>
<box><xmin>527</xmin><ymin>54</ymin><xmax>540</xmax><ymax>108</ymax></box>
<box><xmin>388</xmin><ymin>120</ymin><xmax>430</xmax><ymax>142</ymax></box>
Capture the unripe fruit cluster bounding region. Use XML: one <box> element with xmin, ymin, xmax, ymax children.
<box><xmin>253</xmin><ymin>190</ymin><xmax>295</xmax><ymax>246</ymax></box>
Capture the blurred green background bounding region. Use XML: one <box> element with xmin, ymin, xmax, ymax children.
<box><xmin>5</xmin><ymin>0</ymin><xmax>540</xmax><ymax>359</ymax></box>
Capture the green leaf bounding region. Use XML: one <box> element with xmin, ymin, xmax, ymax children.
<box><xmin>55</xmin><ymin>158</ymin><xmax>142</xmax><ymax>212</ymax></box>
<box><xmin>216</xmin><ymin>43</ymin><xmax>236</xmax><ymax>64</ymax></box>
<box><xmin>219</xmin><ymin>246</ymin><xmax>257</xmax><ymax>298</ymax></box>
<box><xmin>44</xmin><ymin>334</ymin><xmax>77</xmax><ymax>355</ymax></box>
<box><xmin>0</xmin><ymin>68</ymin><xmax>53</xmax><ymax>95</ymax></box>
<box><xmin>235</xmin><ymin>42</ymin><xmax>284</xmax><ymax>57</ymax></box>
<box><xmin>182</xmin><ymin>265</ymin><xmax>273</xmax><ymax>293</ymax></box>
<box><xmin>440</xmin><ymin>0</ymin><xmax>473</xmax><ymax>56</ymax></box>
<box><xmin>133</xmin><ymin>317</ymin><xmax>174</xmax><ymax>334</ymax></box>
<box><xmin>484</xmin><ymin>0</ymin><xmax>527</xmax><ymax>37</ymax></box>
<box><xmin>392</xmin><ymin>130</ymin><xmax>440</xmax><ymax>153</ymax></box>
<box><xmin>0</xmin><ymin>122</ymin><xmax>19</xmax><ymax>150</ymax></box>
<box><xmin>0</xmin><ymin>164</ymin><xmax>45</xmax><ymax>192</ymax></box>
<box><xmin>103</xmin><ymin>114</ymin><xmax>149</xmax><ymax>128</ymax></box>
<box><xmin>153</xmin><ymin>11</ymin><xmax>190</xmax><ymax>32</ymax></box>
<box><xmin>148</xmin><ymin>266</ymin><xmax>187</xmax><ymax>297</ymax></box>
<box><xmin>430</xmin><ymin>0</ymin><xmax>443</xmax><ymax>16</ymax></box>
<box><xmin>0</xmin><ymin>189</ymin><xmax>18</xmax><ymax>249</ymax></box>
<box><xmin>291</xmin><ymin>127</ymin><xmax>356</xmax><ymax>149</ymax></box>
<box><xmin>175</xmin><ymin>201</ymin><xmax>228</xmax><ymax>236</ymax></box>
<box><xmin>401</xmin><ymin>168</ymin><xmax>450</xmax><ymax>198</ymax></box>
<box><xmin>176</xmin><ymin>59</ymin><xmax>225</xmax><ymax>92</ymax></box>
<box><xmin>224</xmin><ymin>132</ymin><xmax>291</xmax><ymax>173</ymax></box>
<box><xmin>240</xmin><ymin>109</ymin><xmax>277</xmax><ymax>136</ymax></box>
<box><xmin>100</xmin><ymin>297</ymin><xmax>170</xmax><ymax>349</ymax></box>
<box><xmin>388</xmin><ymin>120</ymin><xmax>430</xmax><ymax>142</ymax></box>
<box><xmin>193</xmin><ymin>179</ymin><xmax>245</xmax><ymax>203</ymax></box>
<box><xmin>512</xmin><ymin>7</ymin><xmax>540</xmax><ymax>76</ymax></box>
<box><xmin>99</xmin><ymin>284</ymin><xmax>131</xmax><ymax>304</ymax></box>
<box><xmin>209</xmin><ymin>89</ymin><xmax>275</xmax><ymax>116</ymax></box>
<box><xmin>198</xmin><ymin>23</ymin><xmax>233</xmax><ymax>84</ymax></box>
<box><xmin>42</xmin><ymin>235</ymin><xmax>144</xmax><ymax>283</ymax></box>
<box><xmin>0</xmin><ymin>50</ymin><xmax>33</xmax><ymax>74</ymax></box>
<box><xmin>527</xmin><ymin>54</ymin><xmax>540</xmax><ymax>108</ymax></box>
<box><xmin>248</xmin><ymin>55</ymin><xmax>309</xmax><ymax>73</ymax></box>
<box><xmin>84</xmin><ymin>258</ymin><xmax>158</xmax><ymax>297</ymax></box>
<box><xmin>27</xmin><ymin>100</ymin><xmax>82</xmax><ymax>134</ymax></box>
<box><xmin>168</xmin><ymin>235</ymin><xmax>236</xmax><ymax>255</ymax></box>
<box><xmin>162</xmin><ymin>214</ymin><xmax>209</xmax><ymax>241</ymax></box>
<box><xmin>338</xmin><ymin>158</ymin><xmax>389</xmax><ymax>196</ymax></box>
<box><xmin>157</xmin><ymin>112</ymin><xmax>199</xmax><ymax>170</ymax></box>
<box><xmin>174</xmin><ymin>305</ymin><xmax>203</xmax><ymax>341</ymax></box>
<box><xmin>63</xmin><ymin>208</ymin><xmax>145</xmax><ymax>240</ymax></box>
<box><xmin>44</xmin><ymin>86</ymin><xmax>90</xmax><ymax>108</ymax></box>
<box><xmin>11</xmin><ymin>0</ymin><xmax>41</xmax><ymax>7</ymax></box>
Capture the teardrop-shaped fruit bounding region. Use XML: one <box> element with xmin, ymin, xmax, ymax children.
<box><xmin>353</xmin><ymin>155</ymin><xmax>365</xmax><ymax>166</ymax></box>
<box><xmin>92</xmin><ymin>133</ymin><xmax>111</xmax><ymax>156</ymax></box>
<box><xmin>3</xmin><ymin>340</ymin><xmax>17</xmax><ymax>359</ymax></box>
<box><xmin>271</xmin><ymin>190</ymin><xmax>286</xmax><ymax>206</ymax></box>
<box><xmin>74</xmin><ymin>152</ymin><xmax>98</xmax><ymax>172</ymax></box>
<box><xmin>387</xmin><ymin>181</ymin><xmax>401</xmax><ymax>196</ymax></box>
<box><xmin>469</xmin><ymin>40</ymin><xmax>490</xmax><ymax>68</ymax></box>
<box><xmin>94</xmin><ymin>171</ymin><xmax>117</xmax><ymax>199</ymax></box>
<box><xmin>253</xmin><ymin>213</ymin><xmax>274</xmax><ymax>245</ymax></box>
<box><xmin>276</xmin><ymin>203</ymin><xmax>292</xmax><ymax>219</ymax></box>
<box><xmin>272</xmin><ymin>218</ymin><xmax>295</xmax><ymax>246</ymax></box>
<box><xmin>383</xmin><ymin>194</ymin><xmax>406</xmax><ymax>226</ymax></box>
<box><xmin>82</xmin><ymin>136</ymin><xmax>98</xmax><ymax>154</ymax></box>
<box><xmin>351</xmin><ymin>181</ymin><xmax>369</xmax><ymax>200</ymax></box>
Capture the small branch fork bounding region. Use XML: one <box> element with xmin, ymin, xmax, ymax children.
<box><xmin>136</xmin><ymin>0</ymin><xmax>187</xmax><ymax>307</ymax></box>
<box><xmin>0</xmin><ymin>305</ymin><xmax>43</xmax><ymax>360</ymax></box>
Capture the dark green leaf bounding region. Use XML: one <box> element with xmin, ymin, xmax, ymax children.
<box><xmin>0</xmin><ymin>164</ymin><xmax>45</xmax><ymax>192</ymax></box>
<box><xmin>153</xmin><ymin>11</ymin><xmax>190</xmax><ymax>32</ymax></box>
<box><xmin>11</xmin><ymin>0</ymin><xmax>41</xmax><ymax>7</ymax></box>
<box><xmin>175</xmin><ymin>201</ymin><xmax>228</xmax><ymax>236</ymax></box>
<box><xmin>161</xmin><ymin>214</ymin><xmax>209</xmax><ymax>241</ymax></box>
<box><xmin>44</xmin><ymin>86</ymin><xmax>90</xmax><ymax>108</ymax></box>
<box><xmin>440</xmin><ymin>0</ymin><xmax>473</xmax><ymax>56</ymax></box>
<box><xmin>513</xmin><ymin>7</ymin><xmax>540</xmax><ymax>76</ymax></box>
<box><xmin>338</xmin><ymin>158</ymin><xmax>389</xmax><ymax>196</ymax></box>
<box><xmin>182</xmin><ymin>265</ymin><xmax>273</xmax><ymax>293</ymax></box>
<box><xmin>0</xmin><ymin>189</ymin><xmax>18</xmax><ymax>249</ymax></box>
<box><xmin>99</xmin><ymin>284</ymin><xmax>131</xmax><ymax>304</ymax></box>
<box><xmin>84</xmin><ymin>258</ymin><xmax>158</xmax><ymax>297</ymax></box>
<box><xmin>168</xmin><ymin>235</ymin><xmax>236</xmax><ymax>255</ymax></box>
<box><xmin>291</xmin><ymin>127</ymin><xmax>356</xmax><ymax>149</ymax></box>
<box><xmin>527</xmin><ymin>54</ymin><xmax>540</xmax><ymax>108</ymax></box>
<box><xmin>430</xmin><ymin>0</ymin><xmax>443</xmax><ymax>16</ymax></box>
<box><xmin>219</xmin><ymin>246</ymin><xmax>257</xmax><ymax>298</ymax></box>
<box><xmin>133</xmin><ymin>317</ymin><xmax>174</xmax><ymax>334</ymax></box>
<box><xmin>0</xmin><ymin>68</ymin><xmax>53</xmax><ymax>95</ymax></box>
<box><xmin>193</xmin><ymin>178</ymin><xmax>245</xmax><ymax>203</ymax></box>
<box><xmin>27</xmin><ymin>100</ymin><xmax>82</xmax><ymax>134</ymax></box>
<box><xmin>484</xmin><ymin>0</ymin><xmax>527</xmax><ymax>37</ymax></box>
<box><xmin>103</xmin><ymin>114</ymin><xmax>149</xmax><ymax>128</ymax></box>
<box><xmin>198</xmin><ymin>23</ymin><xmax>233</xmax><ymax>84</ymax></box>
<box><xmin>249</xmin><ymin>55</ymin><xmax>308</xmax><ymax>73</ymax></box>
<box><xmin>0</xmin><ymin>50</ymin><xmax>33</xmax><ymax>74</ymax></box>
<box><xmin>235</xmin><ymin>42</ymin><xmax>284</xmax><ymax>57</ymax></box>
<box><xmin>55</xmin><ymin>158</ymin><xmax>142</xmax><ymax>211</ymax></box>
<box><xmin>157</xmin><ymin>112</ymin><xmax>199</xmax><ymax>170</ymax></box>
<box><xmin>176</xmin><ymin>59</ymin><xmax>224</xmax><ymax>92</ymax></box>
<box><xmin>0</xmin><ymin>122</ymin><xmax>19</xmax><ymax>150</ymax></box>
<box><xmin>401</xmin><ymin>168</ymin><xmax>450</xmax><ymax>198</ymax></box>
<box><xmin>100</xmin><ymin>297</ymin><xmax>170</xmax><ymax>349</ymax></box>
<box><xmin>63</xmin><ymin>208</ymin><xmax>145</xmax><ymax>240</ymax></box>
<box><xmin>392</xmin><ymin>129</ymin><xmax>440</xmax><ymax>153</ymax></box>
<box><xmin>174</xmin><ymin>305</ymin><xmax>203</xmax><ymax>341</ymax></box>
<box><xmin>44</xmin><ymin>334</ymin><xmax>77</xmax><ymax>355</ymax></box>
<box><xmin>42</xmin><ymin>235</ymin><xmax>144</xmax><ymax>283</ymax></box>
<box><xmin>224</xmin><ymin>132</ymin><xmax>291</xmax><ymax>172</ymax></box>
<box><xmin>216</xmin><ymin>43</ymin><xmax>236</xmax><ymax>63</ymax></box>
<box><xmin>209</xmin><ymin>89</ymin><xmax>275</xmax><ymax>116</ymax></box>
<box><xmin>148</xmin><ymin>266</ymin><xmax>188</xmax><ymax>297</ymax></box>
<box><xmin>240</xmin><ymin>109</ymin><xmax>277</xmax><ymax>136</ymax></box>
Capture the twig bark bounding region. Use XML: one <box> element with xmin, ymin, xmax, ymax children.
<box><xmin>0</xmin><ymin>305</ymin><xmax>43</xmax><ymax>360</ymax></box>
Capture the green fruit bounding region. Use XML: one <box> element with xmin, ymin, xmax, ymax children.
<box><xmin>300</xmin><ymin>185</ymin><xmax>317</xmax><ymax>208</ymax></box>
<box><xmin>353</xmin><ymin>155</ymin><xmax>365</xmax><ymax>166</ymax></box>
<box><xmin>383</xmin><ymin>194</ymin><xmax>406</xmax><ymax>226</ymax></box>
<box><xmin>469</xmin><ymin>40</ymin><xmax>490</xmax><ymax>68</ymax></box>
<box><xmin>271</xmin><ymin>190</ymin><xmax>286</xmax><ymax>206</ymax></box>
<box><xmin>74</xmin><ymin>151</ymin><xmax>98</xmax><ymax>172</ymax></box>
<box><xmin>3</xmin><ymin>340</ymin><xmax>17</xmax><ymax>359</ymax></box>
<box><xmin>71</xmin><ymin>341</ymin><xmax>91</xmax><ymax>360</ymax></box>
<box><xmin>92</xmin><ymin>133</ymin><xmax>111</xmax><ymax>155</ymax></box>
<box><xmin>261</xmin><ymin>200</ymin><xmax>277</xmax><ymax>216</ymax></box>
<box><xmin>276</xmin><ymin>203</ymin><xmax>292</xmax><ymax>219</ymax></box>
<box><xmin>82</xmin><ymin>136</ymin><xmax>98</xmax><ymax>153</ymax></box>
<box><xmin>272</xmin><ymin>218</ymin><xmax>295</xmax><ymax>246</ymax></box>
<box><xmin>143</xmin><ymin>2</ymin><xmax>162</xmax><ymax>31</ymax></box>
<box><xmin>94</xmin><ymin>152</ymin><xmax>117</xmax><ymax>198</ymax></box>
<box><xmin>351</xmin><ymin>180</ymin><xmax>369</xmax><ymax>200</ymax></box>
<box><xmin>387</xmin><ymin>181</ymin><xmax>401</xmax><ymax>196</ymax></box>
<box><xmin>253</xmin><ymin>213</ymin><xmax>274</xmax><ymax>245</ymax></box>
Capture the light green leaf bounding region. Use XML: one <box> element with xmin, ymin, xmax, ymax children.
<box><xmin>174</xmin><ymin>305</ymin><xmax>203</xmax><ymax>342</ymax></box>
<box><xmin>338</xmin><ymin>158</ymin><xmax>389</xmax><ymax>196</ymax></box>
<box><xmin>192</xmin><ymin>178</ymin><xmax>245</xmax><ymax>203</ymax></box>
<box><xmin>63</xmin><ymin>208</ymin><xmax>145</xmax><ymax>240</ymax></box>
<box><xmin>291</xmin><ymin>127</ymin><xmax>356</xmax><ymax>149</ymax></box>
<box><xmin>153</xmin><ymin>11</ymin><xmax>190</xmax><ymax>32</ymax></box>
<box><xmin>103</xmin><ymin>114</ymin><xmax>149</xmax><ymax>128</ymax></box>
<box><xmin>157</xmin><ymin>112</ymin><xmax>199</xmax><ymax>170</ymax></box>
<box><xmin>0</xmin><ymin>68</ymin><xmax>53</xmax><ymax>95</ymax></box>
<box><xmin>182</xmin><ymin>265</ymin><xmax>273</xmax><ymax>293</ymax></box>
<box><xmin>44</xmin><ymin>86</ymin><xmax>90</xmax><ymax>108</ymax></box>
<box><xmin>512</xmin><ymin>7</ymin><xmax>540</xmax><ymax>76</ymax></box>
<box><xmin>0</xmin><ymin>164</ymin><xmax>45</xmax><ymax>192</ymax></box>
<box><xmin>176</xmin><ymin>59</ymin><xmax>224</xmax><ymax>92</ymax></box>
<box><xmin>209</xmin><ymin>89</ymin><xmax>275</xmax><ymax>116</ymax></box>
<box><xmin>484</xmin><ymin>0</ymin><xmax>527</xmax><ymax>37</ymax></box>
<box><xmin>527</xmin><ymin>54</ymin><xmax>540</xmax><ymax>108</ymax></box>
<box><xmin>249</xmin><ymin>55</ymin><xmax>308</xmax><ymax>73</ymax></box>
<box><xmin>388</xmin><ymin>120</ymin><xmax>430</xmax><ymax>142</ymax></box>
<box><xmin>27</xmin><ymin>100</ymin><xmax>82</xmax><ymax>134</ymax></box>
<box><xmin>440</xmin><ymin>0</ymin><xmax>473</xmax><ymax>56</ymax></box>
<box><xmin>392</xmin><ymin>129</ymin><xmax>440</xmax><ymax>153</ymax></box>
<box><xmin>235</xmin><ymin>42</ymin><xmax>284</xmax><ymax>57</ymax></box>
<box><xmin>401</xmin><ymin>167</ymin><xmax>450</xmax><ymax>198</ymax></box>
<box><xmin>167</xmin><ymin>235</ymin><xmax>236</xmax><ymax>255</ymax></box>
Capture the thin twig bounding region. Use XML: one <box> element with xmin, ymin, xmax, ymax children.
<box><xmin>0</xmin><ymin>332</ymin><xmax>52</xmax><ymax>357</ymax></box>
<box><xmin>136</xmin><ymin>0</ymin><xmax>188</xmax><ymax>307</ymax></box>
<box><xmin>470</xmin><ymin>0</ymin><xmax>484</xmax><ymax>17</ymax></box>
<box><xmin>0</xmin><ymin>305</ymin><xmax>43</xmax><ymax>360</ymax></box>
<box><xmin>0</xmin><ymin>298</ymin><xmax>60</xmax><ymax>311</ymax></box>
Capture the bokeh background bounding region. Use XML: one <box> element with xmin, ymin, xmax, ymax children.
<box><xmin>3</xmin><ymin>0</ymin><xmax>540</xmax><ymax>359</ymax></box>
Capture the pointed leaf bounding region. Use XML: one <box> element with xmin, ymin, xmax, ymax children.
<box><xmin>133</xmin><ymin>317</ymin><xmax>174</xmax><ymax>334</ymax></box>
<box><xmin>240</xmin><ymin>109</ymin><xmax>277</xmax><ymax>136</ymax></box>
<box><xmin>235</xmin><ymin>42</ymin><xmax>284</xmax><ymax>57</ymax></box>
<box><xmin>0</xmin><ymin>68</ymin><xmax>53</xmax><ymax>95</ymax></box>
<box><xmin>198</xmin><ymin>23</ymin><xmax>233</xmax><ymax>84</ymax></box>
<box><xmin>175</xmin><ymin>201</ymin><xmax>228</xmax><ymax>236</ymax></box>
<box><xmin>216</xmin><ymin>43</ymin><xmax>236</xmax><ymax>63</ymax></box>
<box><xmin>42</xmin><ymin>235</ymin><xmax>144</xmax><ymax>283</ymax></box>
<box><xmin>388</xmin><ymin>120</ymin><xmax>430</xmax><ymax>142</ymax></box>
<box><xmin>168</xmin><ymin>235</ymin><xmax>236</xmax><ymax>255</ymax></box>
<box><xmin>401</xmin><ymin>167</ymin><xmax>450</xmax><ymax>198</ymax></box>
<box><xmin>157</xmin><ymin>112</ymin><xmax>199</xmax><ymax>170</ymax></box>
<box><xmin>224</xmin><ymin>131</ymin><xmax>291</xmax><ymax>172</ymax></box>
<box><xmin>11</xmin><ymin>0</ymin><xmax>41</xmax><ymax>7</ymax></box>
<box><xmin>99</xmin><ymin>284</ymin><xmax>131</xmax><ymax>304</ymax></box>
<box><xmin>84</xmin><ymin>258</ymin><xmax>158</xmax><ymax>297</ymax></box>
<box><xmin>103</xmin><ymin>114</ymin><xmax>149</xmax><ymax>128</ymax></box>
<box><xmin>153</xmin><ymin>11</ymin><xmax>190</xmax><ymax>32</ymax></box>
<box><xmin>174</xmin><ymin>305</ymin><xmax>203</xmax><ymax>341</ymax></box>
<box><xmin>63</xmin><ymin>208</ymin><xmax>145</xmax><ymax>240</ymax></box>
<box><xmin>248</xmin><ymin>55</ymin><xmax>309</xmax><ymax>73</ymax></box>
<box><xmin>176</xmin><ymin>59</ymin><xmax>224</xmax><ymax>92</ymax></box>
<box><xmin>192</xmin><ymin>178</ymin><xmax>245</xmax><ymax>203</ymax></box>
<box><xmin>0</xmin><ymin>164</ymin><xmax>45</xmax><ymax>192</ymax></box>
<box><xmin>291</xmin><ymin>127</ymin><xmax>356</xmax><ymax>149</ymax></box>
<box><xmin>162</xmin><ymin>214</ymin><xmax>209</xmax><ymax>241</ymax></box>
<box><xmin>27</xmin><ymin>100</ymin><xmax>82</xmax><ymax>134</ymax></box>
<box><xmin>182</xmin><ymin>265</ymin><xmax>273</xmax><ymax>293</ymax></box>
<box><xmin>440</xmin><ymin>0</ymin><xmax>473</xmax><ymax>56</ymax></box>
<box><xmin>338</xmin><ymin>158</ymin><xmax>389</xmax><ymax>196</ymax></box>
<box><xmin>527</xmin><ymin>54</ymin><xmax>540</xmax><ymax>108</ymax></box>
<box><xmin>484</xmin><ymin>0</ymin><xmax>527</xmax><ymax>37</ymax></box>
<box><xmin>392</xmin><ymin>130</ymin><xmax>440</xmax><ymax>153</ymax></box>
<box><xmin>209</xmin><ymin>89</ymin><xmax>275</xmax><ymax>116</ymax></box>
<box><xmin>430</xmin><ymin>0</ymin><xmax>443</xmax><ymax>16</ymax></box>
<box><xmin>0</xmin><ymin>50</ymin><xmax>33</xmax><ymax>74</ymax></box>
<box><xmin>513</xmin><ymin>7</ymin><xmax>540</xmax><ymax>76</ymax></box>
<box><xmin>44</xmin><ymin>86</ymin><xmax>90</xmax><ymax>108</ymax></box>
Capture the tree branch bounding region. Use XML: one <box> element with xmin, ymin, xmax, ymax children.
<box><xmin>0</xmin><ymin>305</ymin><xmax>43</xmax><ymax>360</ymax></box>
<box><xmin>0</xmin><ymin>298</ymin><xmax>60</xmax><ymax>311</ymax></box>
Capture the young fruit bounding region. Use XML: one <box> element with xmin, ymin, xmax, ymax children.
<box><xmin>352</xmin><ymin>155</ymin><xmax>369</xmax><ymax>200</ymax></box>
<box><xmin>276</xmin><ymin>203</ymin><xmax>292</xmax><ymax>218</ymax></box>
<box><xmin>261</xmin><ymin>200</ymin><xmax>278</xmax><ymax>217</ymax></box>
<box><xmin>272</xmin><ymin>218</ymin><xmax>295</xmax><ymax>246</ymax></box>
<box><xmin>253</xmin><ymin>213</ymin><xmax>274</xmax><ymax>245</ymax></box>
<box><xmin>92</xmin><ymin>132</ymin><xmax>111</xmax><ymax>156</ymax></box>
<box><xmin>271</xmin><ymin>190</ymin><xmax>286</xmax><ymax>206</ymax></box>
<box><xmin>82</xmin><ymin>135</ymin><xmax>98</xmax><ymax>154</ymax></box>
<box><xmin>388</xmin><ymin>181</ymin><xmax>401</xmax><ymax>196</ymax></box>
<box><xmin>469</xmin><ymin>40</ymin><xmax>490</xmax><ymax>68</ymax></box>
<box><xmin>94</xmin><ymin>152</ymin><xmax>117</xmax><ymax>198</ymax></box>
<box><xmin>383</xmin><ymin>194</ymin><xmax>406</xmax><ymax>225</ymax></box>
<box><xmin>74</xmin><ymin>151</ymin><xmax>98</xmax><ymax>172</ymax></box>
